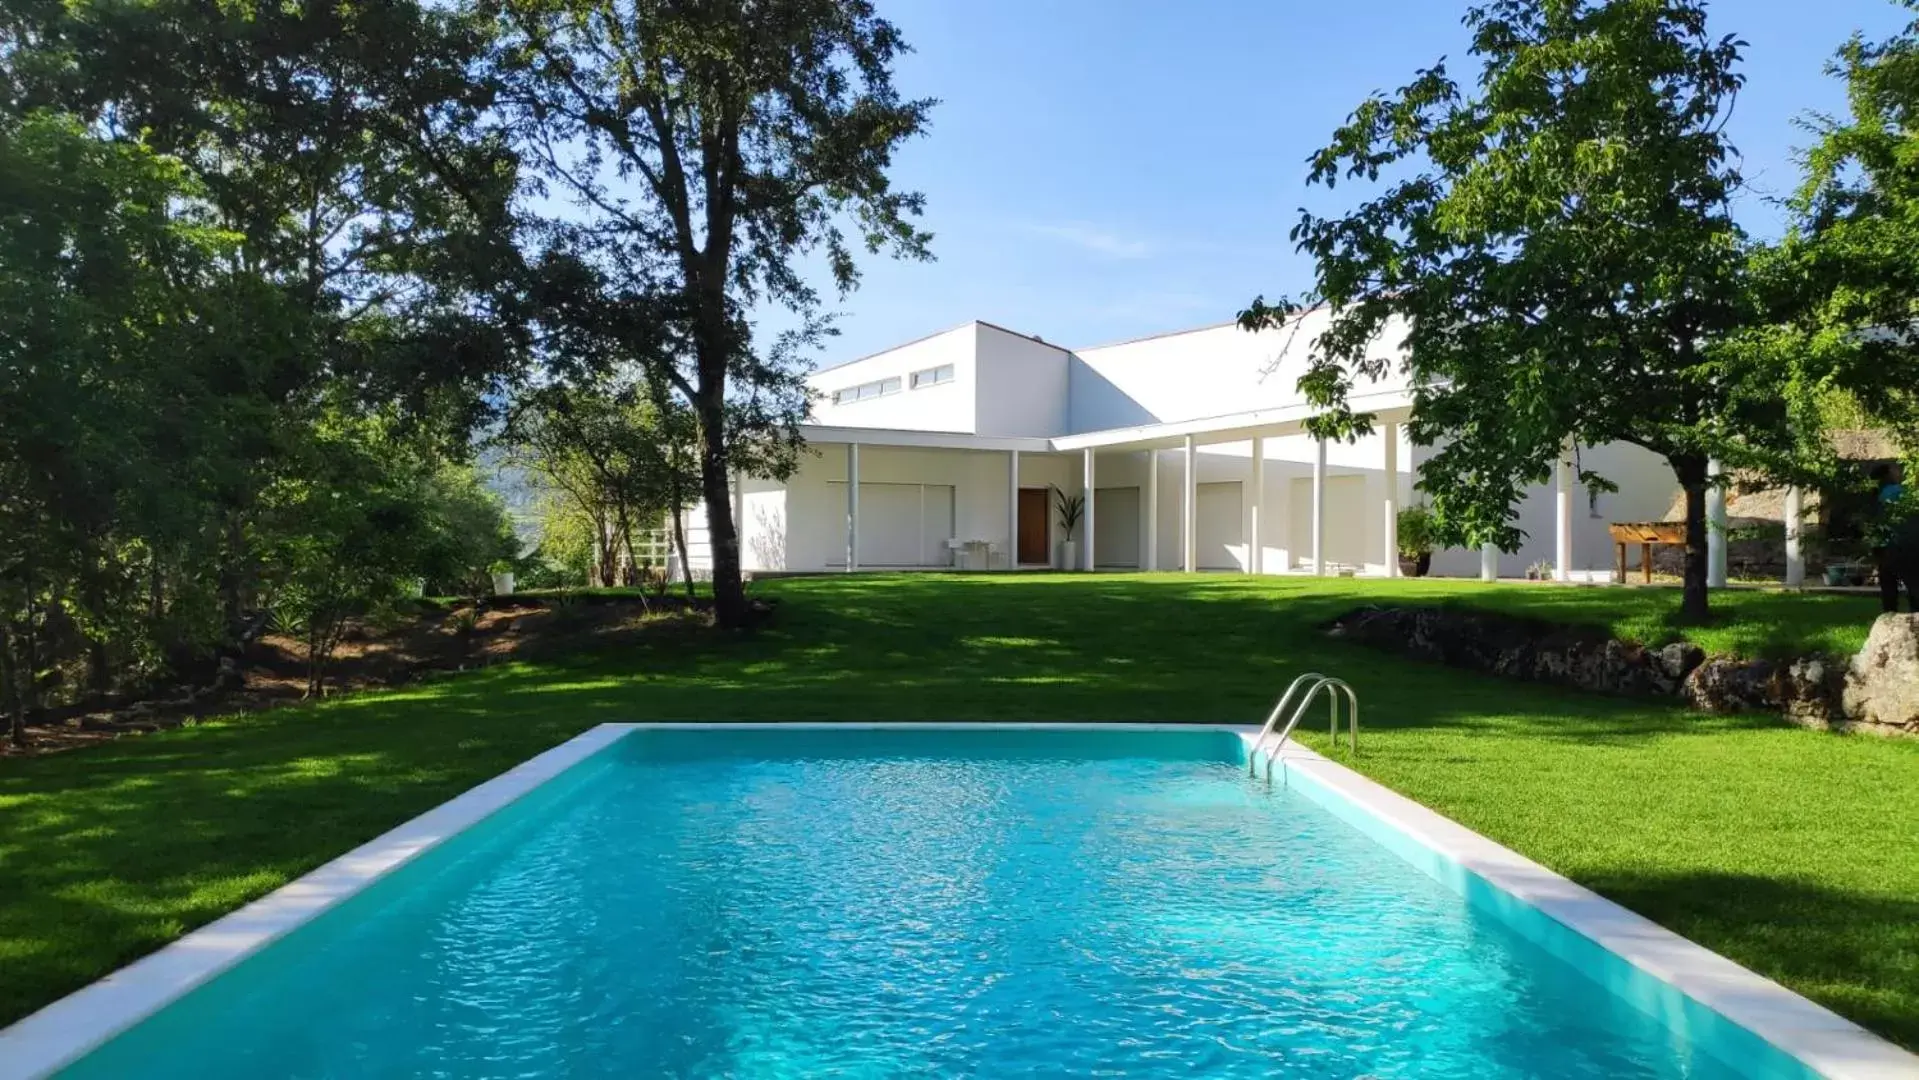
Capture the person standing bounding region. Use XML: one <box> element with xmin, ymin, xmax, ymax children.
<box><xmin>1870</xmin><ymin>463</ymin><xmax>1915</xmax><ymax>613</ymax></box>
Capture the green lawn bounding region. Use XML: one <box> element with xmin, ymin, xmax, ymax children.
<box><xmin>1</xmin><ymin>574</ymin><xmax>1913</xmax><ymax>1051</ymax></box>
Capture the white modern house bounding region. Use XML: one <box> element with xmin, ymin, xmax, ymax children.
<box><xmin>683</xmin><ymin>312</ymin><xmax>1697</xmax><ymax>581</ymax></box>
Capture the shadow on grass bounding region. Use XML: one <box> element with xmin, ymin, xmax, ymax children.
<box><xmin>1578</xmin><ymin>869</ymin><xmax>1919</xmax><ymax>1050</ymax></box>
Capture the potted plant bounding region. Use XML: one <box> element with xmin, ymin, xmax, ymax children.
<box><xmin>1396</xmin><ymin>505</ymin><xmax>1435</xmax><ymax>577</ymax></box>
<box><xmin>489</xmin><ymin>559</ymin><xmax>516</xmax><ymax>596</ymax></box>
<box><xmin>1052</xmin><ymin>487</ymin><xmax>1085</xmax><ymax>570</ymax></box>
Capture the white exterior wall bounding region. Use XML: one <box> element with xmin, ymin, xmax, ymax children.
<box><xmin>973</xmin><ymin>324</ymin><xmax>1071</xmax><ymax>437</ymax></box>
<box><xmin>778</xmin><ymin>444</ymin><xmax>1080</xmax><ymax>572</ymax></box>
<box><xmin>1067</xmin><ymin>310</ymin><xmax>1416</xmax><ymax>432</ymax></box>
<box><xmin>1114</xmin><ymin>428</ymin><xmax>1409</xmax><ymax>574</ymax></box>
<box><xmin>1425</xmin><ymin>441</ymin><xmax>1679</xmax><ymax>579</ymax></box>
<box><xmin>709</xmin><ymin>313</ymin><xmax>1689</xmax><ymax>581</ymax></box>
<box><xmin>738</xmin><ymin>477</ymin><xmax>787</xmax><ymax>572</ymax></box>
<box><xmin>717</xmin><ymin>428</ymin><xmax>1672</xmax><ymax>581</ymax></box>
<box><xmin>804</xmin><ymin>324</ymin><xmax>979</xmax><ymax>433</ymax></box>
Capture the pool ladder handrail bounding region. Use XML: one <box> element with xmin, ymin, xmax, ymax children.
<box><xmin>1246</xmin><ymin>672</ymin><xmax>1358</xmax><ymax>778</ymax></box>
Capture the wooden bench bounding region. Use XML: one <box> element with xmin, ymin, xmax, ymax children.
<box><xmin>1608</xmin><ymin>521</ymin><xmax>1687</xmax><ymax>584</ymax></box>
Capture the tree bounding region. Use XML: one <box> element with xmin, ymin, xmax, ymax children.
<box><xmin>416</xmin><ymin>463</ymin><xmax>522</xmax><ymax>598</ymax></box>
<box><xmin>1747</xmin><ymin>5</ymin><xmax>1919</xmax><ymax>461</ymax></box>
<box><xmin>504</xmin><ymin>376</ymin><xmax>695</xmax><ymax>589</ymax></box>
<box><xmin>0</xmin><ymin>0</ymin><xmax>533</xmax><ymax>740</ymax></box>
<box><xmin>1241</xmin><ymin>0</ymin><xmax>1791</xmax><ymax>621</ymax></box>
<box><xmin>258</xmin><ymin>410</ymin><xmax>509</xmax><ymax>697</ymax></box>
<box><xmin>486</xmin><ymin>0</ymin><xmax>932</xmax><ymax>628</ymax></box>
<box><xmin>0</xmin><ymin>110</ymin><xmax>284</xmax><ymax>743</ymax></box>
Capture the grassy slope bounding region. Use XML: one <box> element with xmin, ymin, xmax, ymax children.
<box><xmin>1</xmin><ymin>574</ymin><xmax>1912</xmax><ymax>1049</ymax></box>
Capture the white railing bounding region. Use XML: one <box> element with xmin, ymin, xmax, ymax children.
<box><xmin>1247</xmin><ymin>673</ymin><xmax>1358</xmax><ymax>779</ymax></box>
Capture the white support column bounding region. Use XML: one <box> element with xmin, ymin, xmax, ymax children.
<box><xmin>1007</xmin><ymin>449</ymin><xmax>1020</xmax><ymax>571</ymax></box>
<box><xmin>1145</xmin><ymin>450</ymin><xmax>1159</xmax><ymax>572</ymax></box>
<box><xmin>1312</xmin><ymin>437</ymin><xmax>1327</xmax><ymax>576</ymax></box>
<box><xmin>1382</xmin><ymin>422</ymin><xmax>1400</xmax><ymax>577</ymax></box>
<box><xmin>1784</xmin><ymin>485</ymin><xmax>1805</xmax><ymax>588</ymax></box>
<box><xmin>1083</xmin><ymin>448</ymin><xmax>1097</xmax><ymax>572</ymax></box>
<box><xmin>731</xmin><ymin>470</ymin><xmax>746</xmax><ymax>571</ymax></box>
<box><xmin>1250</xmin><ymin>435</ymin><xmax>1265</xmax><ymax>575</ymax></box>
<box><xmin>1182</xmin><ymin>435</ymin><xmax>1198</xmax><ymax>573</ymax></box>
<box><xmin>1706</xmin><ymin>457</ymin><xmax>1729</xmax><ymax>589</ymax></box>
<box><xmin>1481</xmin><ymin>542</ymin><xmax>1499</xmax><ymax>582</ymax></box>
<box><xmin>845</xmin><ymin>442</ymin><xmax>860</xmax><ymax>572</ymax></box>
<box><xmin>1554</xmin><ymin>445</ymin><xmax>1574</xmax><ymax>583</ymax></box>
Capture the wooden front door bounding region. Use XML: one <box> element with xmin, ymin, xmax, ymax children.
<box><xmin>1017</xmin><ymin>488</ymin><xmax>1050</xmax><ymax>565</ymax></box>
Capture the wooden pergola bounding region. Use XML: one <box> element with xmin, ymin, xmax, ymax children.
<box><xmin>1608</xmin><ymin>521</ymin><xmax>1687</xmax><ymax>584</ymax></box>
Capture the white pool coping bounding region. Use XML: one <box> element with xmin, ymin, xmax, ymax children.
<box><xmin>1255</xmin><ymin>735</ymin><xmax>1919</xmax><ymax>1080</ymax></box>
<box><xmin>0</xmin><ymin>723</ymin><xmax>633</xmax><ymax>1080</ymax></box>
<box><xmin>1</xmin><ymin>721</ymin><xmax>1913</xmax><ymax>1079</ymax></box>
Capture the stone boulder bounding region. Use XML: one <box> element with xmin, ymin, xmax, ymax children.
<box><xmin>1325</xmin><ymin>605</ymin><xmax>1705</xmax><ymax>699</ymax></box>
<box><xmin>1680</xmin><ymin>658</ymin><xmax>1778</xmax><ymax>713</ymax></box>
<box><xmin>1841</xmin><ymin>615</ymin><xmax>1919</xmax><ymax>737</ymax></box>
<box><xmin>1778</xmin><ymin>656</ymin><xmax>1845</xmax><ymax>730</ymax></box>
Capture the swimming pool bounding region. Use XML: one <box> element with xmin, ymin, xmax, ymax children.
<box><xmin>4</xmin><ymin>725</ymin><xmax>1906</xmax><ymax>1078</ymax></box>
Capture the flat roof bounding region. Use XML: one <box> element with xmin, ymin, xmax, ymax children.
<box><xmin>809</xmin><ymin>319</ymin><xmax>1070</xmax><ymax>379</ymax></box>
<box><xmin>1050</xmin><ymin>390</ymin><xmax>1417</xmax><ymax>452</ymax></box>
<box><xmin>799</xmin><ymin>424</ymin><xmax>1056</xmax><ymax>454</ymax></box>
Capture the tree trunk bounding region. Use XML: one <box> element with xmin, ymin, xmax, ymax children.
<box><xmin>0</xmin><ymin>620</ymin><xmax>24</xmax><ymax>749</ymax></box>
<box><xmin>1674</xmin><ymin>457</ymin><xmax>1711</xmax><ymax>623</ymax></box>
<box><xmin>660</xmin><ymin>395</ymin><xmax>698</xmax><ymax>606</ymax></box>
<box><xmin>21</xmin><ymin>588</ymin><xmax>40</xmax><ymax>719</ymax></box>
<box><xmin>696</xmin><ymin>409</ymin><xmax>746</xmax><ymax>627</ymax></box>
<box><xmin>671</xmin><ymin>505</ymin><xmax>694</xmax><ymax>600</ymax></box>
<box><xmin>595</xmin><ymin>511</ymin><xmax>618</xmax><ymax>588</ymax></box>
<box><xmin>613</xmin><ymin>499</ymin><xmax>638</xmax><ymax>588</ymax></box>
<box><xmin>218</xmin><ymin>512</ymin><xmax>248</xmax><ymax>631</ymax></box>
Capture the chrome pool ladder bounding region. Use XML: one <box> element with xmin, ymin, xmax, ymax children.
<box><xmin>1246</xmin><ymin>672</ymin><xmax>1358</xmax><ymax>779</ymax></box>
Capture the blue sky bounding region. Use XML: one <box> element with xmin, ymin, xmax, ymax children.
<box><xmin>786</xmin><ymin>0</ymin><xmax>1914</xmax><ymax>369</ymax></box>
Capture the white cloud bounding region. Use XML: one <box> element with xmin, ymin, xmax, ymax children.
<box><xmin>1025</xmin><ymin>221</ymin><xmax>1153</xmax><ymax>260</ymax></box>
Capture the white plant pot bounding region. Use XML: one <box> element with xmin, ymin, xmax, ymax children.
<box><xmin>490</xmin><ymin>572</ymin><xmax>515</xmax><ymax>596</ymax></box>
<box><xmin>1056</xmin><ymin>540</ymin><xmax>1079</xmax><ymax>571</ymax></box>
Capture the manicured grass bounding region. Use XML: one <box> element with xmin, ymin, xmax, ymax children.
<box><xmin>1</xmin><ymin>574</ymin><xmax>1912</xmax><ymax>1051</ymax></box>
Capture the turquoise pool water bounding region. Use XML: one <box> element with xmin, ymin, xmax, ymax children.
<box><xmin>60</xmin><ymin>727</ymin><xmax>1803</xmax><ymax>1078</ymax></box>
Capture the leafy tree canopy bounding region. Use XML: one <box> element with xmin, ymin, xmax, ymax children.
<box><xmin>1242</xmin><ymin>0</ymin><xmax>1795</xmax><ymax>619</ymax></box>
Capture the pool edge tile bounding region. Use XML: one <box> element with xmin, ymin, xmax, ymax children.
<box><xmin>0</xmin><ymin>723</ymin><xmax>637</xmax><ymax>1080</ymax></box>
<box><xmin>1253</xmin><ymin>736</ymin><xmax>1919</xmax><ymax>1080</ymax></box>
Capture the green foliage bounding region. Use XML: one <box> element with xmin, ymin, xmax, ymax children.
<box><xmin>1744</xmin><ymin>8</ymin><xmax>1919</xmax><ymax>470</ymax></box>
<box><xmin>1052</xmin><ymin>487</ymin><xmax>1085</xmax><ymax>541</ymax></box>
<box><xmin>486</xmin><ymin>0</ymin><xmax>931</xmax><ymax>627</ymax></box>
<box><xmin>503</xmin><ymin>376</ymin><xmax>694</xmax><ymax>588</ymax></box>
<box><xmin>258</xmin><ymin>413</ymin><xmax>508</xmax><ymax>696</ymax></box>
<box><xmin>1242</xmin><ymin>0</ymin><xmax>1791</xmax><ymax>621</ymax></box>
<box><xmin>415</xmin><ymin>466</ymin><xmax>521</xmax><ymax>599</ymax></box>
<box><xmin>1396</xmin><ymin>504</ymin><xmax>1436</xmax><ymax>557</ymax></box>
<box><xmin>0</xmin><ymin>0</ymin><xmax>533</xmax><ymax>741</ymax></box>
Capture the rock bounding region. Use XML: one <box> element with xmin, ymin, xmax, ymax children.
<box><xmin>1325</xmin><ymin>605</ymin><xmax>1687</xmax><ymax>699</ymax></box>
<box><xmin>1681</xmin><ymin>658</ymin><xmax>1778</xmax><ymax>713</ymax></box>
<box><xmin>1324</xmin><ymin>605</ymin><xmax>1915</xmax><ymax>738</ymax></box>
<box><xmin>1778</xmin><ymin>656</ymin><xmax>1844</xmax><ymax>730</ymax></box>
<box><xmin>1841</xmin><ymin>614</ymin><xmax>1919</xmax><ymax>737</ymax></box>
<box><xmin>1648</xmin><ymin>642</ymin><xmax>1707</xmax><ymax>694</ymax></box>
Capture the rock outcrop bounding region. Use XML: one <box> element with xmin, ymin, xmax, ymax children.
<box><xmin>1841</xmin><ymin>615</ymin><xmax>1919</xmax><ymax>737</ymax></box>
<box><xmin>1679</xmin><ymin>658</ymin><xmax>1776</xmax><ymax>713</ymax></box>
<box><xmin>1325</xmin><ymin>605</ymin><xmax>1915</xmax><ymax>737</ymax></box>
<box><xmin>1324</xmin><ymin>605</ymin><xmax>1707</xmax><ymax>699</ymax></box>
